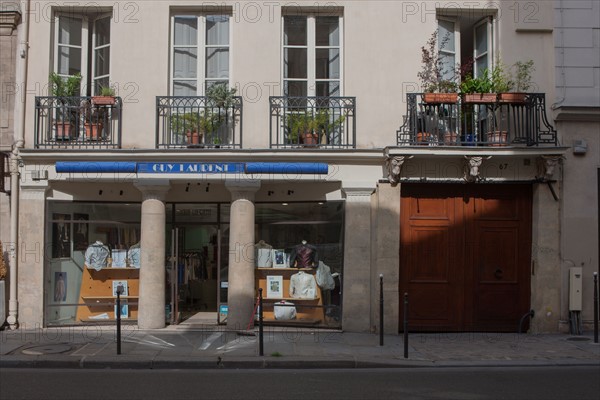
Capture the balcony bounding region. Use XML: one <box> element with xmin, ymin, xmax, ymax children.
<box><xmin>156</xmin><ymin>96</ymin><xmax>243</xmax><ymax>149</ymax></box>
<box><xmin>270</xmin><ymin>96</ymin><xmax>356</xmax><ymax>149</ymax></box>
<box><xmin>34</xmin><ymin>96</ymin><xmax>122</xmax><ymax>149</ymax></box>
<box><xmin>396</xmin><ymin>93</ymin><xmax>557</xmax><ymax>147</ymax></box>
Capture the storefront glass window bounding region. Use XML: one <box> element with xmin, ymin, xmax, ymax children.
<box><xmin>45</xmin><ymin>202</ymin><xmax>141</xmax><ymax>326</ymax></box>
<box><xmin>255</xmin><ymin>202</ymin><xmax>344</xmax><ymax>328</ymax></box>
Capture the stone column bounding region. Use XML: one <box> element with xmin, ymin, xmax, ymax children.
<box><xmin>372</xmin><ymin>182</ymin><xmax>401</xmax><ymax>335</ymax></box>
<box><xmin>225</xmin><ymin>181</ymin><xmax>260</xmax><ymax>330</ymax></box>
<box><xmin>135</xmin><ymin>180</ymin><xmax>170</xmax><ymax>329</ymax></box>
<box><xmin>341</xmin><ymin>185</ymin><xmax>375</xmax><ymax>332</ymax></box>
<box><xmin>16</xmin><ymin>183</ymin><xmax>48</xmax><ymax>329</ymax></box>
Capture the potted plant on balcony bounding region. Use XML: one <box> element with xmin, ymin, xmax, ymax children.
<box><xmin>92</xmin><ymin>85</ymin><xmax>116</xmax><ymax>106</ymax></box>
<box><xmin>498</xmin><ymin>60</ymin><xmax>535</xmax><ymax>103</ymax></box>
<box><xmin>418</xmin><ymin>31</ymin><xmax>459</xmax><ymax>104</ymax></box>
<box><xmin>460</xmin><ymin>69</ymin><xmax>496</xmax><ymax>103</ymax></box>
<box><xmin>49</xmin><ymin>72</ymin><xmax>82</xmax><ymax>140</ymax></box>
<box><xmin>81</xmin><ymin>99</ymin><xmax>104</xmax><ymax>141</ymax></box>
<box><xmin>286</xmin><ymin>110</ymin><xmax>345</xmax><ymax>147</ymax></box>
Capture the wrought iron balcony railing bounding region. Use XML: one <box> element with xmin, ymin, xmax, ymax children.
<box><xmin>270</xmin><ymin>96</ymin><xmax>356</xmax><ymax>149</ymax></box>
<box><xmin>35</xmin><ymin>96</ymin><xmax>122</xmax><ymax>149</ymax></box>
<box><xmin>156</xmin><ymin>96</ymin><xmax>243</xmax><ymax>149</ymax></box>
<box><xmin>396</xmin><ymin>93</ymin><xmax>557</xmax><ymax>147</ymax></box>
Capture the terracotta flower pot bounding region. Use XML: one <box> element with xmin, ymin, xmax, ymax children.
<box><xmin>486</xmin><ymin>131</ymin><xmax>508</xmax><ymax>147</ymax></box>
<box><xmin>85</xmin><ymin>122</ymin><xmax>103</xmax><ymax>140</ymax></box>
<box><xmin>462</xmin><ymin>93</ymin><xmax>497</xmax><ymax>103</ymax></box>
<box><xmin>416</xmin><ymin>132</ymin><xmax>432</xmax><ymax>145</ymax></box>
<box><xmin>443</xmin><ymin>132</ymin><xmax>459</xmax><ymax>145</ymax></box>
<box><xmin>423</xmin><ymin>93</ymin><xmax>458</xmax><ymax>104</ymax></box>
<box><xmin>55</xmin><ymin>122</ymin><xmax>73</xmax><ymax>141</ymax></box>
<box><xmin>301</xmin><ymin>131</ymin><xmax>319</xmax><ymax>146</ymax></box>
<box><xmin>498</xmin><ymin>92</ymin><xmax>527</xmax><ymax>103</ymax></box>
<box><xmin>92</xmin><ymin>96</ymin><xmax>116</xmax><ymax>106</ymax></box>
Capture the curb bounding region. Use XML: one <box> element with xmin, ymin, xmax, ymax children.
<box><xmin>2</xmin><ymin>356</ymin><xmax>598</xmax><ymax>370</ymax></box>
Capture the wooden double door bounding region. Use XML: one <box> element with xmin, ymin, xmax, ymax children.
<box><xmin>400</xmin><ymin>184</ymin><xmax>532</xmax><ymax>332</ymax></box>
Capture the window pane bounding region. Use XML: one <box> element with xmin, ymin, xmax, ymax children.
<box><xmin>58</xmin><ymin>46</ymin><xmax>81</xmax><ymax>76</ymax></box>
<box><xmin>284</xmin><ymin>81</ymin><xmax>307</xmax><ymax>97</ymax></box>
<box><xmin>58</xmin><ymin>16</ymin><xmax>82</xmax><ymax>46</ymax></box>
<box><xmin>95</xmin><ymin>47</ymin><xmax>110</xmax><ymax>78</ymax></box>
<box><xmin>173</xmin><ymin>48</ymin><xmax>197</xmax><ymax>79</ymax></box>
<box><xmin>438</xmin><ymin>20</ymin><xmax>455</xmax><ymax>52</ymax></box>
<box><xmin>174</xmin><ymin>17</ymin><xmax>198</xmax><ymax>46</ymax></box>
<box><xmin>284</xmin><ymin>16</ymin><xmax>306</xmax><ymax>46</ymax></box>
<box><xmin>316</xmin><ymin>81</ymin><xmax>340</xmax><ymax>97</ymax></box>
<box><xmin>94</xmin><ymin>77</ymin><xmax>109</xmax><ymax>94</ymax></box>
<box><xmin>206</xmin><ymin>15</ymin><xmax>229</xmax><ymax>46</ymax></box>
<box><xmin>95</xmin><ymin>17</ymin><xmax>111</xmax><ymax>47</ymax></box>
<box><xmin>206</xmin><ymin>48</ymin><xmax>229</xmax><ymax>79</ymax></box>
<box><xmin>475</xmin><ymin>56</ymin><xmax>488</xmax><ymax>79</ymax></box>
<box><xmin>475</xmin><ymin>23</ymin><xmax>487</xmax><ymax>57</ymax></box>
<box><xmin>173</xmin><ymin>80</ymin><xmax>197</xmax><ymax>96</ymax></box>
<box><xmin>316</xmin><ymin>49</ymin><xmax>339</xmax><ymax>79</ymax></box>
<box><xmin>284</xmin><ymin>48</ymin><xmax>307</xmax><ymax>79</ymax></box>
<box><xmin>316</xmin><ymin>17</ymin><xmax>339</xmax><ymax>46</ymax></box>
<box><xmin>440</xmin><ymin>53</ymin><xmax>455</xmax><ymax>81</ymax></box>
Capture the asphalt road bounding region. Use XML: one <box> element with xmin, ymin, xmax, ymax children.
<box><xmin>1</xmin><ymin>366</ymin><xmax>599</xmax><ymax>400</ymax></box>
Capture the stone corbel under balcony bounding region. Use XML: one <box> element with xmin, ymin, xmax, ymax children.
<box><xmin>0</xmin><ymin>9</ymin><xmax>21</xmax><ymax>36</ymax></box>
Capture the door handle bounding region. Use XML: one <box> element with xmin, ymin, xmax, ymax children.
<box><xmin>494</xmin><ymin>268</ymin><xmax>503</xmax><ymax>280</ymax></box>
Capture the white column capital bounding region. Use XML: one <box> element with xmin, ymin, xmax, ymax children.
<box><xmin>225</xmin><ymin>181</ymin><xmax>261</xmax><ymax>201</ymax></box>
<box><xmin>342</xmin><ymin>185</ymin><xmax>375</xmax><ymax>202</ymax></box>
<box><xmin>135</xmin><ymin>179</ymin><xmax>170</xmax><ymax>201</ymax></box>
<box><xmin>19</xmin><ymin>183</ymin><xmax>49</xmax><ymax>200</ymax></box>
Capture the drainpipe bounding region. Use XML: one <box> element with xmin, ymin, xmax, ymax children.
<box><xmin>7</xmin><ymin>0</ymin><xmax>30</xmax><ymax>329</ymax></box>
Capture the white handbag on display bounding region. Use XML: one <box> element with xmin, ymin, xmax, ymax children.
<box><xmin>273</xmin><ymin>301</ymin><xmax>297</xmax><ymax>320</ymax></box>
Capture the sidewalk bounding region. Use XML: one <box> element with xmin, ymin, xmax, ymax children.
<box><xmin>1</xmin><ymin>325</ymin><xmax>599</xmax><ymax>369</ymax></box>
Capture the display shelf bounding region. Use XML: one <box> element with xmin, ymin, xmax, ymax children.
<box><xmin>261</xmin><ymin>297</ymin><xmax>319</xmax><ymax>301</ymax></box>
<box><xmin>76</xmin><ymin>266</ymin><xmax>139</xmax><ymax>322</ymax></box>
<box><xmin>81</xmin><ymin>318</ymin><xmax>138</xmax><ymax>323</ymax></box>
<box><xmin>261</xmin><ymin>318</ymin><xmax>321</xmax><ymax>326</ymax></box>
<box><xmin>255</xmin><ymin>267</ymin><xmax>324</xmax><ymax>323</ymax></box>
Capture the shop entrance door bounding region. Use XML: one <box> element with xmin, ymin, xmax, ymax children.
<box><xmin>166</xmin><ymin>204</ymin><xmax>229</xmax><ymax>325</ymax></box>
<box><xmin>399</xmin><ymin>184</ymin><xmax>532</xmax><ymax>332</ymax></box>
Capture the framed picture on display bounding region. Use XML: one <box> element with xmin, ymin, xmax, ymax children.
<box><xmin>115</xmin><ymin>301</ymin><xmax>129</xmax><ymax>319</ymax></box>
<box><xmin>266</xmin><ymin>275</ymin><xmax>283</xmax><ymax>298</ymax></box>
<box><xmin>272</xmin><ymin>249</ymin><xmax>286</xmax><ymax>268</ymax></box>
<box><xmin>112</xmin><ymin>280</ymin><xmax>128</xmax><ymax>297</ymax></box>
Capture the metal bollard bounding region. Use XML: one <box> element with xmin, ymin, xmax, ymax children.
<box><xmin>259</xmin><ymin>288</ymin><xmax>264</xmax><ymax>356</ymax></box>
<box><xmin>594</xmin><ymin>272</ymin><xmax>598</xmax><ymax>344</ymax></box>
<box><xmin>116</xmin><ymin>283</ymin><xmax>123</xmax><ymax>355</ymax></box>
<box><xmin>403</xmin><ymin>292</ymin><xmax>408</xmax><ymax>359</ymax></box>
<box><xmin>379</xmin><ymin>274</ymin><xmax>384</xmax><ymax>346</ymax></box>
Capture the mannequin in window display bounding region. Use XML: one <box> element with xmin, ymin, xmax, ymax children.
<box><xmin>289</xmin><ymin>240</ymin><xmax>319</xmax><ymax>269</ymax></box>
<box><xmin>84</xmin><ymin>240</ymin><xmax>111</xmax><ymax>271</ymax></box>
<box><xmin>127</xmin><ymin>242</ymin><xmax>141</xmax><ymax>268</ymax></box>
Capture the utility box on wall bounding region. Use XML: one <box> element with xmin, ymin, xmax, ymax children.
<box><xmin>569</xmin><ymin>267</ymin><xmax>583</xmax><ymax>311</ymax></box>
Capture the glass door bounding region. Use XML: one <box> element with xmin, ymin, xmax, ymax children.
<box><xmin>166</xmin><ymin>203</ymin><xmax>229</xmax><ymax>325</ymax></box>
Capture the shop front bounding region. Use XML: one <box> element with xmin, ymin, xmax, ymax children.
<box><xmin>40</xmin><ymin>161</ymin><xmax>351</xmax><ymax>330</ymax></box>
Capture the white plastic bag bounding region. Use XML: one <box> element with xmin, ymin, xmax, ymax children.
<box><xmin>316</xmin><ymin>261</ymin><xmax>335</xmax><ymax>291</ymax></box>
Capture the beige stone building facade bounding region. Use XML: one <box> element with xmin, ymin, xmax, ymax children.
<box><xmin>0</xmin><ymin>1</ymin><xmax>596</xmax><ymax>334</ymax></box>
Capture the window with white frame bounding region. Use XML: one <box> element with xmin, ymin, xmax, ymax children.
<box><xmin>54</xmin><ymin>13</ymin><xmax>111</xmax><ymax>94</ymax></box>
<box><xmin>436</xmin><ymin>14</ymin><xmax>494</xmax><ymax>79</ymax></box>
<box><xmin>171</xmin><ymin>14</ymin><xmax>230</xmax><ymax>96</ymax></box>
<box><xmin>283</xmin><ymin>15</ymin><xmax>342</xmax><ymax>97</ymax></box>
